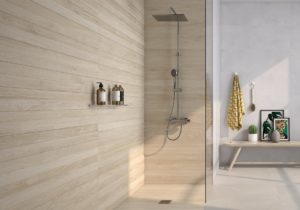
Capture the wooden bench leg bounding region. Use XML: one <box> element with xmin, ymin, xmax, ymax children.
<box><xmin>228</xmin><ymin>147</ymin><xmax>242</xmax><ymax>171</ymax></box>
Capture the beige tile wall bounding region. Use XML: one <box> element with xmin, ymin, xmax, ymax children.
<box><xmin>0</xmin><ymin>0</ymin><xmax>144</xmax><ymax>209</ymax></box>
<box><xmin>144</xmin><ymin>0</ymin><xmax>206</xmax><ymax>190</ymax></box>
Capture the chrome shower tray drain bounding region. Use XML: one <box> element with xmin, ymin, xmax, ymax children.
<box><xmin>158</xmin><ymin>200</ymin><xmax>172</xmax><ymax>204</ymax></box>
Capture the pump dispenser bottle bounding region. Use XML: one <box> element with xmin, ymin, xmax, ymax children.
<box><xmin>112</xmin><ymin>85</ymin><xmax>120</xmax><ymax>105</ymax></box>
<box><xmin>96</xmin><ymin>82</ymin><xmax>106</xmax><ymax>105</ymax></box>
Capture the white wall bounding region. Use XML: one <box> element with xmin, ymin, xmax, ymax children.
<box><xmin>220</xmin><ymin>0</ymin><xmax>300</xmax><ymax>165</ymax></box>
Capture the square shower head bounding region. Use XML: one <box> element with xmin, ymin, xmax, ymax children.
<box><xmin>152</xmin><ymin>14</ymin><xmax>188</xmax><ymax>22</ymax></box>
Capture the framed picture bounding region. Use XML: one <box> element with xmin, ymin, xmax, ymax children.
<box><xmin>274</xmin><ymin>118</ymin><xmax>290</xmax><ymax>141</ymax></box>
<box><xmin>260</xmin><ymin>110</ymin><xmax>284</xmax><ymax>141</ymax></box>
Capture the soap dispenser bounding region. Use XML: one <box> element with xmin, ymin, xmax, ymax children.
<box><xmin>112</xmin><ymin>84</ymin><xmax>120</xmax><ymax>105</ymax></box>
<box><xmin>119</xmin><ymin>85</ymin><xmax>124</xmax><ymax>105</ymax></box>
<box><xmin>96</xmin><ymin>82</ymin><xmax>106</xmax><ymax>105</ymax></box>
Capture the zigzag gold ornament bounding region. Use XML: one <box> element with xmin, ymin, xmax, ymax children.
<box><xmin>227</xmin><ymin>73</ymin><xmax>245</xmax><ymax>130</ymax></box>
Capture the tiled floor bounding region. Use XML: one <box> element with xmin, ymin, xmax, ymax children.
<box><xmin>207</xmin><ymin>167</ymin><xmax>300</xmax><ymax>210</ymax></box>
<box><xmin>116</xmin><ymin>167</ymin><xmax>300</xmax><ymax>210</ymax></box>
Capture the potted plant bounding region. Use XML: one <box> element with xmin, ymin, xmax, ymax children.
<box><xmin>248</xmin><ymin>125</ymin><xmax>258</xmax><ymax>143</ymax></box>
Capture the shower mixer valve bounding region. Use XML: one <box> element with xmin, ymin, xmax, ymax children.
<box><xmin>168</xmin><ymin>117</ymin><xmax>191</xmax><ymax>125</ymax></box>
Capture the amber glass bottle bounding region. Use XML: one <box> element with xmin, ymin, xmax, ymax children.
<box><xmin>119</xmin><ymin>85</ymin><xmax>124</xmax><ymax>105</ymax></box>
<box><xmin>112</xmin><ymin>85</ymin><xmax>120</xmax><ymax>105</ymax></box>
<box><xmin>96</xmin><ymin>82</ymin><xmax>106</xmax><ymax>105</ymax></box>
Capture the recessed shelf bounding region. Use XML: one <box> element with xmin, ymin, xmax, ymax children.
<box><xmin>88</xmin><ymin>104</ymin><xmax>128</xmax><ymax>109</ymax></box>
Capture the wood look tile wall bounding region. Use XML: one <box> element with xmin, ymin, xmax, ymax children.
<box><xmin>144</xmin><ymin>0</ymin><xmax>206</xmax><ymax>188</ymax></box>
<box><xmin>0</xmin><ymin>0</ymin><xmax>144</xmax><ymax>209</ymax></box>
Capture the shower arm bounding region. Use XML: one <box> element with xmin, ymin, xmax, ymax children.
<box><xmin>170</xmin><ymin>7</ymin><xmax>180</xmax><ymax>71</ymax></box>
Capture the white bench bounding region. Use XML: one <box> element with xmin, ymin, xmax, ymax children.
<box><xmin>223</xmin><ymin>141</ymin><xmax>300</xmax><ymax>171</ymax></box>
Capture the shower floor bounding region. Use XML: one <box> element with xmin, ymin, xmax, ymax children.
<box><xmin>116</xmin><ymin>167</ymin><xmax>300</xmax><ymax>210</ymax></box>
<box><xmin>115</xmin><ymin>184</ymin><xmax>205</xmax><ymax>210</ymax></box>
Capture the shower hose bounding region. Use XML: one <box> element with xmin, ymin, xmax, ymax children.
<box><xmin>166</xmin><ymin>77</ymin><xmax>183</xmax><ymax>141</ymax></box>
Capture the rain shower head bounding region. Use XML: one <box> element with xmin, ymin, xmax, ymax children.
<box><xmin>152</xmin><ymin>14</ymin><xmax>188</xmax><ymax>22</ymax></box>
<box><xmin>152</xmin><ymin>7</ymin><xmax>188</xmax><ymax>22</ymax></box>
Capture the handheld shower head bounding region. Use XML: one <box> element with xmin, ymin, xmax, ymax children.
<box><xmin>171</xmin><ymin>69</ymin><xmax>178</xmax><ymax>77</ymax></box>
